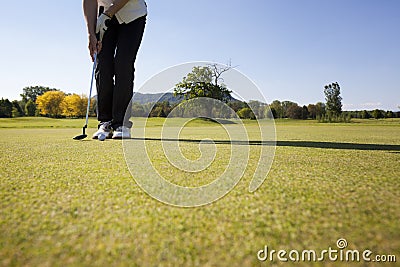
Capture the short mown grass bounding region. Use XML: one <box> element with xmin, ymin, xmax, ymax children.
<box><xmin>0</xmin><ymin>118</ymin><xmax>399</xmax><ymax>266</ymax></box>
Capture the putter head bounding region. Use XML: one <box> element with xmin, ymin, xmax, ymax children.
<box><xmin>73</xmin><ymin>134</ymin><xmax>87</xmax><ymax>140</ymax></box>
<box><xmin>73</xmin><ymin>125</ymin><xmax>88</xmax><ymax>140</ymax></box>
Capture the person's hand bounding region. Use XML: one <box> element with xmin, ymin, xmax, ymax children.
<box><xmin>96</xmin><ymin>13</ymin><xmax>112</xmax><ymax>42</ymax></box>
<box><xmin>88</xmin><ymin>34</ymin><xmax>101</xmax><ymax>61</ymax></box>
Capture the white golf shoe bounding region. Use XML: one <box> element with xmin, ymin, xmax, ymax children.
<box><xmin>92</xmin><ymin>121</ymin><xmax>113</xmax><ymax>139</ymax></box>
<box><xmin>112</xmin><ymin>126</ymin><xmax>131</xmax><ymax>139</ymax></box>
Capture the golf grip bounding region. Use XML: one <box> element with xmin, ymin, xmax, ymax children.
<box><xmin>96</xmin><ymin>6</ymin><xmax>104</xmax><ymax>43</ymax></box>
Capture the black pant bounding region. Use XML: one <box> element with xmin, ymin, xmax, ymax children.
<box><xmin>95</xmin><ymin>15</ymin><xmax>146</xmax><ymax>129</ymax></box>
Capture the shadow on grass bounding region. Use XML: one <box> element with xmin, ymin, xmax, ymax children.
<box><xmin>188</xmin><ymin>117</ymin><xmax>237</xmax><ymax>125</ymax></box>
<box><xmin>129</xmin><ymin>138</ymin><xmax>400</xmax><ymax>152</ymax></box>
<box><xmin>275</xmin><ymin>141</ymin><xmax>400</xmax><ymax>151</ymax></box>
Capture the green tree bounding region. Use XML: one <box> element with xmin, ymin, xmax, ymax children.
<box><xmin>315</xmin><ymin>102</ymin><xmax>326</xmax><ymax>117</ymax></box>
<box><xmin>307</xmin><ymin>104</ymin><xmax>317</xmax><ymax>119</ymax></box>
<box><xmin>174</xmin><ymin>65</ymin><xmax>233</xmax><ymax>118</ymax></box>
<box><xmin>156</xmin><ymin>107</ymin><xmax>167</xmax><ymax>117</ymax></box>
<box><xmin>269</xmin><ymin>107</ymin><xmax>277</xmax><ymax>119</ymax></box>
<box><xmin>301</xmin><ymin>105</ymin><xmax>309</xmax><ymax>119</ymax></box>
<box><xmin>132</xmin><ymin>102</ymin><xmax>146</xmax><ymax>117</ymax></box>
<box><xmin>269</xmin><ymin>100</ymin><xmax>284</xmax><ymax>119</ymax></box>
<box><xmin>324</xmin><ymin>82</ymin><xmax>342</xmax><ymax>117</ymax></box>
<box><xmin>149</xmin><ymin>106</ymin><xmax>164</xmax><ymax>117</ymax></box>
<box><xmin>90</xmin><ymin>97</ymin><xmax>97</xmax><ymax>117</ymax></box>
<box><xmin>0</xmin><ymin>98</ymin><xmax>13</xmax><ymax>118</ymax></box>
<box><xmin>175</xmin><ymin>81</ymin><xmax>231</xmax><ymax>103</ymax></box>
<box><xmin>174</xmin><ymin>65</ymin><xmax>232</xmax><ymax>103</ymax></box>
<box><xmin>386</xmin><ymin>110</ymin><xmax>394</xmax><ymax>118</ymax></box>
<box><xmin>237</xmin><ymin>107</ymin><xmax>255</xmax><ymax>119</ymax></box>
<box><xmin>361</xmin><ymin>110</ymin><xmax>371</xmax><ymax>119</ymax></box>
<box><xmin>282</xmin><ymin>101</ymin><xmax>298</xmax><ymax>118</ymax></box>
<box><xmin>11</xmin><ymin>100</ymin><xmax>24</xmax><ymax>117</ymax></box>
<box><xmin>149</xmin><ymin>101</ymin><xmax>171</xmax><ymax>117</ymax></box>
<box><xmin>181</xmin><ymin>66</ymin><xmax>213</xmax><ymax>84</ymax></box>
<box><xmin>372</xmin><ymin>109</ymin><xmax>384</xmax><ymax>119</ymax></box>
<box><xmin>248</xmin><ymin>100</ymin><xmax>267</xmax><ymax>119</ymax></box>
<box><xmin>25</xmin><ymin>99</ymin><xmax>36</xmax><ymax>116</ymax></box>
<box><xmin>20</xmin><ymin>86</ymin><xmax>55</xmax><ymax>102</ymax></box>
<box><xmin>228</xmin><ymin>101</ymin><xmax>247</xmax><ymax>112</ymax></box>
<box><xmin>286</xmin><ymin>104</ymin><xmax>303</xmax><ymax>119</ymax></box>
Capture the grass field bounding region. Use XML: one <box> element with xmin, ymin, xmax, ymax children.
<box><xmin>0</xmin><ymin>117</ymin><xmax>399</xmax><ymax>266</ymax></box>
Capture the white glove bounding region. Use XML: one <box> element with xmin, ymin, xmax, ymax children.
<box><xmin>96</xmin><ymin>13</ymin><xmax>112</xmax><ymax>42</ymax></box>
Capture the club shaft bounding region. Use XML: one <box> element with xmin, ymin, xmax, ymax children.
<box><xmin>85</xmin><ymin>53</ymin><xmax>97</xmax><ymax>127</ymax></box>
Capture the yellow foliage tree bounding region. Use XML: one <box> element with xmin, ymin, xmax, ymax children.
<box><xmin>36</xmin><ymin>91</ymin><xmax>65</xmax><ymax>117</ymax></box>
<box><xmin>61</xmin><ymin>94</ymin><xmax>88</xmax><ymax>118</ymax></box>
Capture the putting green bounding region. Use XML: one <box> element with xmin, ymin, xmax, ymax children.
<box><xmin>0</xmin><ymin>118</ymin><xmax>399</xmax><ymax>266</ymax></box>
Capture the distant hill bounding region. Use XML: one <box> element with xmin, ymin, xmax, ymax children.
<box><xmin>132</xmin><ymin>92</ymin><xmax>183</xmax><ymax>104</ymax></box>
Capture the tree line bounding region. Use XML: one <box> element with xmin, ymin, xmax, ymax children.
<box><xmin>1</xmin><ymin>69</ymin><xmax>399</xmax><ymax>120</ymax></box>
<box><xmin>129</xmin><ymin>99</ymin><xmax>399</xmax><ymax>121</ymax></box>
<box><xmin>0</xmin><ymin>86</ymin><xmax>96</xmax><ymax>118</ymax></box>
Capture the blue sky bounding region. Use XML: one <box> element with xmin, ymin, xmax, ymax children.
<box><xmin>0</xmin><ymin>0</ymin><xmax>399</xmax><ymax>110</ymax></box>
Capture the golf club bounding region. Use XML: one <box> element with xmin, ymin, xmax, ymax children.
<box><xmin>73</xmin><ymin>53</ymin><xmax>97</xmax><ymax>140</ymax></box>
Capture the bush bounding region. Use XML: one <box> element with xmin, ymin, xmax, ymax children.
<box><xmin>237</xmin><ymin>107</ymin><xmax>256</xmax><ymax>120</ymax></box>
<box><xmin>372</xmin><ymin>109</ymin><xmax>384</xmax><ymax>119</ymax></box>
<box><xmin>25</xmin><ymin>100</ymin><xmax>36</xmax><ymax>116</ymax></box>
<box><xmin>0</xmin><ymin>98</ymin><xmax>13</xmax><ymax>118</ymax></box>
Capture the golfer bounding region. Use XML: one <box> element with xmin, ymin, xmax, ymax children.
<box><xmin>83</xmin><ymin>0</ymin><xmax>147</xmax><ymax>139</ymax></box>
